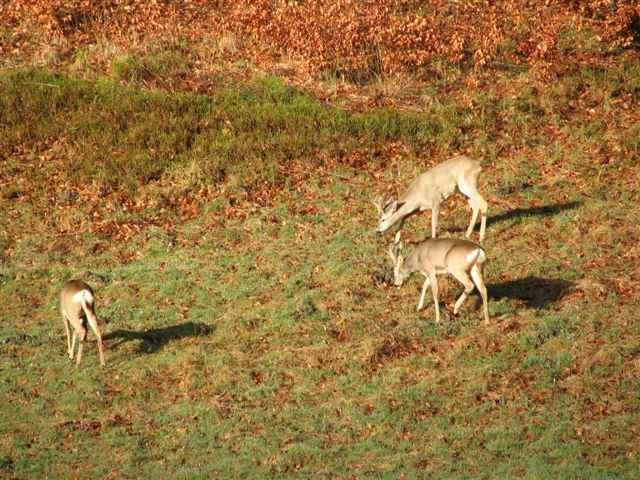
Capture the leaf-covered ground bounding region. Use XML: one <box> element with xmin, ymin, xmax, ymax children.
<box><xmin>1</xmin><ymin>5</ymin><xmax>640</xmax><ymax>478</ymax></box>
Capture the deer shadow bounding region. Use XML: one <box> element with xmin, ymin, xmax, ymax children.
<box><xmin>447</xmin><ymin>201</ymin><xmax>581</xmax><ymax>233</ymax></box>
<box><xmin>104</xmin><ymin>321</ymin><xmax>215</xmax><ymax>354</ymax></box>
<box><xmin>485</xmin><ymin>200</ymin><xmax>582</xmax><ymax>227</ymax></box>
<box><xmin>487</xmin><ymin>276</ymin><xmax>575</xmax><ymax>309</ymax></box>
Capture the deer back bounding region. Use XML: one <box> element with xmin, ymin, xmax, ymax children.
<box><xmin>401</xmin><ymin>156</ymin><xmax>477</xmax><ymax>206</ymax></box>
<box><xmin>413</xmin><ymin>238</ymin><xmax>483</xmax><ymax>274</ymax></box>
<box><xmin>61</xmin><ymin>280</ymin><xmax>95</xmax><ymax>319</ymax></box>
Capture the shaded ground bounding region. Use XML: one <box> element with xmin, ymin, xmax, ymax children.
<box><xmin>488</xmin><ymin>276</ymin><xmax>576</xmax><ymax>309</ymax></box>
<box><xmin>105</xmin><ymin>322</ymin><xmax>215</xmax><ymax>354</ymax></box>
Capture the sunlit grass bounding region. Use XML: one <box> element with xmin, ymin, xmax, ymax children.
<box><xmin>1</xmin><ymin>61</ymin><xmax>639</xmax><ymax>478</ymax></box>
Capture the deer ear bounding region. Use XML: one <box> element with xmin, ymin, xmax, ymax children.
<box><xmin>385</xmin><ymin>199</ymin><xmax>398</xmax><ymax>212</ymax></box>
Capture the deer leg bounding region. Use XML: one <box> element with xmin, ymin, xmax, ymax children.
<box><xmin>450</xmin><ymin>269</ymin><xmax>475</xmax><ymax>315</ymax></box>
<box><xmin>466</xmin><ymin>194</ymin><xmax>488</xmax><ymax>240</ymax></box>
<box><xmin>459</xmin><ymin>177</ymin><xmax>488</xmax><ymax>240</ymax></box>
<box><xmin>429</xmin><ymin>273</ymin><xmax>440</xmax><ymax>323</ymax></box>
<box><xmin>465</xmin><ymin>205</ymin><xmax>480</xmax><ymax>238</ymax></box>
<box><xmin>68</xmin><ymin>315</ymin><xmax>84</xmax><ymax>362</ymax></box>
<box><xmin>62</xmin><ymin>314</ymin><xmax>73</xmax><ymax>359</ymax></box>
<box><xmin>417</xmin><ymin>276</ymin><xmax>431</xmax><ymax>311</ymax></box>
<box><xmin>75</xmin><ymin>341</ymin><xmax>83</xmax><ymax>366</ymax></box>
<box><xmin>431</xmin><ymin>204</ymin><xmax>440</xmax><ymax>238</ymax></box>
<box><xmin>86</xmin><ymin>314</ymin><xmax>105</xmax><ymax>367</ymax></box>
<box><xmin>459</xmin><ymin>178</ymin><xmax>477</xmax><ymax>237</ymax></box>
<box><xmin>75</xmin><ymin>325</ymin><xmax>87</xmax><ymax>366</ymax></box>
<box><xmin>472</xmin><ymin>195</ymin><xmax>488</xmax><ymax>241</ymax></box>
<box><xmin>479</xmin><ymin>203</ymin><xmax>488</xmax><ymax>241</ymax></box>
<box><xmin>70</xmin><ymin>329</ymin><xmax>77</xmax><ymax>360</ymax></box>
<box><xmin>470</xmin><ymin>264</ymin><xmax>490</xmax><ymax>324</ymax></box>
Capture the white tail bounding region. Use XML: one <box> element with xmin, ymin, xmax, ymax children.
<box><xmin>388</xmin><ymin>238</ymin><xmax>489</xmax><ymax>324</ymax></box>
<box><xmin>75</xmin><ymin>290</ymin><xmax>94</xmax><ymax>314</ymax></box>
<box><xmin>374</xmin><ymin>156</ymin><xmax>488</xmax><ymax>243</ymax></box>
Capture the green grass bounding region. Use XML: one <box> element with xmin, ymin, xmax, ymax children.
<box><xmin>1</xmin><ymin>63</ymin><xmax>640</xmax><ymax>478</ymax></box>
<box><xmin>1</xmin><ymin>69</ymin><xmax>467</xmax><ymax>197</ymax></box>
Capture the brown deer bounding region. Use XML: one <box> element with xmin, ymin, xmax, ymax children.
<box><xmin>388</xmin><ymin>238</ymin><xmax>490</xmax><ymax>324</ymax></box>
<box><xmin>60</xmin><ymin>279</ymin><xmax>105</xmax><ymax>366</ymax></box>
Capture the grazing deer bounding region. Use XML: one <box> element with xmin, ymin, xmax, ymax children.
<box><xmin>60</xmin><ymin>279</ymin><xmax>105</xmax><ymax>366</ymax></box>
<box><xmin>373</xmin><ymin>156</ymin><xmax>488</xmax><ymax>243</ymax></box>
<box><xmin>388</xmin><ymin>238</ymin><xmax>489</xmax><ymax>324</ymax></box>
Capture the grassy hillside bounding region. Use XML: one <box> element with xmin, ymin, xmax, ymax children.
<box><xmin>2</xmin><ymin>9</ymin><xmax>640</xmax><ymax>478</ymax></box>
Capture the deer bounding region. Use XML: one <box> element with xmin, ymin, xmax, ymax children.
<box><xmin>60</xmin><ymin>279</ymin><xmax>105</xmax><ymax>366</ymax></box>
<box><xmin>387</xmin><ymin>238</ymin><xmax>489</xmax><ymax>325</ymax></box>
<box><xmin>373</xmin><ymin>155</ymin><xmax>488</xmax><ymax>244</ymax></box>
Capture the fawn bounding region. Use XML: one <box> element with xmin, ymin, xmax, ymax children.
<box><xmin>388</xmin><ymin>238</ymin><xmax>489</xmax><ymax>324</ymax></box>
